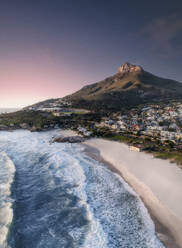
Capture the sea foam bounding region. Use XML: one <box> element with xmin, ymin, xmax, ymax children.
<box><xmin>0</xmin><ymin>152</ymin><xmax>15</xmax><ymax>247</ymax></box>
<box><xmin>0</xmin><ymin>130</ymin><xmax>165</xmax><ymax>247</ymax></box>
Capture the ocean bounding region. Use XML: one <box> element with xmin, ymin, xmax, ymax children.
<box><xmin>0</xmin><ymin>109</ymin><xmax>20</xmax><ymax>114</ymax></box>
<box><xmin>0</xmin><ymin>130</ymin><xmax>165</xmax><ymax>248</ymax></box>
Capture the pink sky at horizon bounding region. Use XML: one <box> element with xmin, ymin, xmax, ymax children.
<box><xmin>0</xmin><ymin>1</ymin><xmax>182</xmax><ymax>108</ymax></box>
<box><xmin>0</xmin><ymin>51</ymin><xmax>98</xmax><ymax>108</ymax></box>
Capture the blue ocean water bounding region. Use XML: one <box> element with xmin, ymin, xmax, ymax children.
<box><xmin>0</xmin><ymin>130</ymin><xmax>165</xmax><ymax>248</ymax></box>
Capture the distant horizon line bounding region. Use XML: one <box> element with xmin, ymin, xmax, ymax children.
<box><xmin>0</xmin><ymin>107</ymin><xmax>22</xmax><ymax>109</ymax></box>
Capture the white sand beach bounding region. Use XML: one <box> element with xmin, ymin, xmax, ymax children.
<box><xmin>84</xmin><ymin>138</ymin><xmax>182</xmax><ymax>248</ymax></box>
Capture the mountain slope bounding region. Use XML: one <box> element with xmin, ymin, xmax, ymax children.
<box><xmin>63</xmin><ymin>63</ymin><xmax>182</xmax><ymax>110</ymax></box>
<box><xmin>27</xmin><ymin>62</ymin><xmax>182</xmax><ymax>111</ymax></box>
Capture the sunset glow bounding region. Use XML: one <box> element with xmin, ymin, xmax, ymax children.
<box><xmin>0</xmin><ymin>0</ymin><xmax>181</xmax><ymax>108</ymax></box>
<box><xmin>0</xmin><ymin>51</ymin><xmax>93</xmax><ymax>108</ymax></box>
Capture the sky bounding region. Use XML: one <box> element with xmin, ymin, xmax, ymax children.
<box><xmin>0</xmin><ymin>0</ymin><xmax>182</xmax><ymax>108</ymax></box>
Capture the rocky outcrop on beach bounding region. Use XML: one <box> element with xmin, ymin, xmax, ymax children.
<box><xmin>20</xmin><ymin>123</ymin><xmax>30</xmax><ymax>129</ymax></box>
<box><xmin>0</xmin><ymin>124</ymin><xmax>16</xmax><ymax>131</ymax></box>
<box><xmin>53</xmin><ymin>135</ymin><xmax>85</xmax><ymax>143</ymax></box>
<box><xmin>0</xmin><ymin>124</ymin><xmax>8</xmax><ymax>130</ymax></box>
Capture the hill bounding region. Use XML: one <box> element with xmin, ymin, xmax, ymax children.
<box><xmin>63</xmin><ymin>62</ymin><xmax>182</xmax><ymax>110</ymax></box>
<box><xmin>28</xmin><ymin>62</ymin><xmax>182</xmax><ymax>111</ymax></box>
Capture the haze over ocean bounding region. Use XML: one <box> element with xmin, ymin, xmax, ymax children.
<box><xmin>0</xmin><ymin>109</ymin><xmax>20</xmax><ymax>114</ymax></box>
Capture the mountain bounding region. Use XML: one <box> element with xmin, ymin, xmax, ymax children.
<box><xmin>28</xmin><ymin>62</ymin><xmax>182</xmax><ymax>111</ymax></box>
<box><xmin>63</xmin><ymin>62</ymin><xmax>182</xmax><ymax>110</ymax></box>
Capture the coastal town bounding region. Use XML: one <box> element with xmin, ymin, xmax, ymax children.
<box><xmin>1</xmin><ymin>101</ymin><xmax>182</xmax><ymax>144</ymax></box>
<box><xmin>0</xmin><ymin>100</ymin><xmax>182</xmax><ymax>166</ymax></box>
<box><xmin>96</xmin><ymin>102</ymin><xmax>182</xmax><ymax>145</ymax></box>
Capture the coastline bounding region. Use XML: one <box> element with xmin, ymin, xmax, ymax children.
<box><xmin>83</xmin><ymin>138</ymin><xmax>182</xmax><ymax>248</ymax></box>
<box><xmin>1</xmin><ymin>128</ymin><xmax>182</xmax><ymax>247</ymax></box>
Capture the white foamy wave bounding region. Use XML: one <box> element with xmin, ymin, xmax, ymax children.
<box><xmin>45</xmin><ymin>146</ymin><xmax>108</xmax><ymax>247</ymax></box>
<box><xmin>0</xmin><ymin>130</ymin><xmax>165</xmax><ymax>247</ymax></box>
<box><xmin>73</xmin><ymin>149</ymin><xmax>165</xmax><ymax>248</ymax></box>
<box><xmin>0</xmin><ymin>152</ymin><xmax>15</xmax><ymax>247</ymax></box>
<box><xmin>0</xmin><ymin>130</ymin><xmax>108</xmax><ymax>247</ymax></box>
<box><xmin>114</xmin><ymin>172</ymin><xmax>165</xmax><ymax>247</ymax></box>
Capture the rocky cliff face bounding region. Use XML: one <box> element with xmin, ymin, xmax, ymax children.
<box><xmin>117</xmin><ymin>62</ymin><xmax>143</xmax><ymax>74</ymax></box>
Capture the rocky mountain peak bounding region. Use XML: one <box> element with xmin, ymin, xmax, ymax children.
<box><xmin>118</xmin><ymin>62</ymin><xmax>143</xmax><ymax>74</ymax></box>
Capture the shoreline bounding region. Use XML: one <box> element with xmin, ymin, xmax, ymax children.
<box><xmin>1</xmin><ymin>129</ymin><xmax>182</xmax><ymax>247</ymax></box>
<box><xmin>83</xmin><ymin>138</ymin><xmax>182</xmax><ymax>248</ymax></box>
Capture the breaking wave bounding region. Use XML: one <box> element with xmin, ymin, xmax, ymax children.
<box><xmin>0</xmin><ymin>130</ymin><xmax>165</xmax><ymax>248</ymax></box>
<box><xmin>0</xmin><ymin>152</ymin><xmax>15</xmax><ymax>248</ymax></box>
